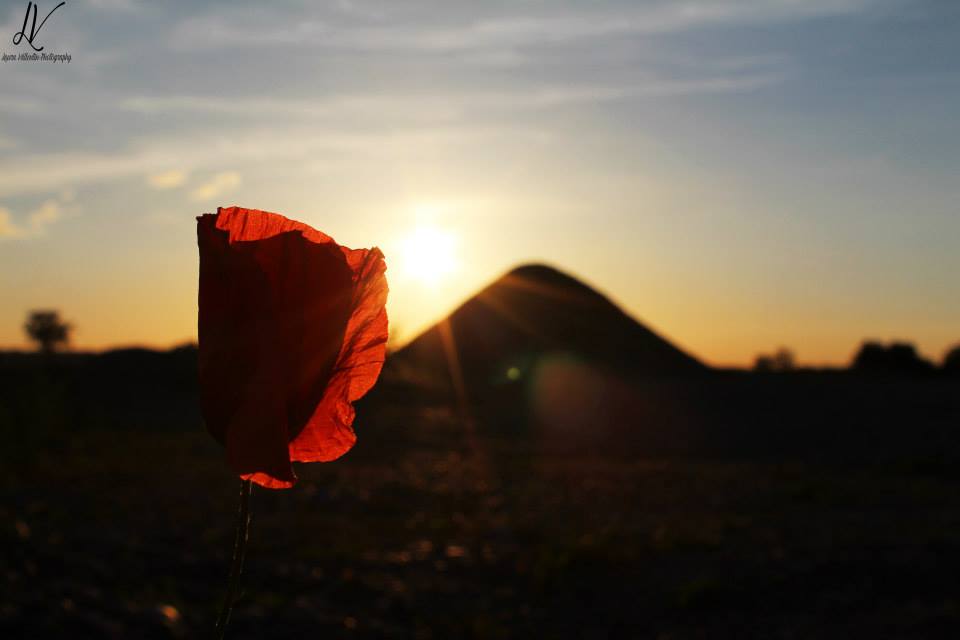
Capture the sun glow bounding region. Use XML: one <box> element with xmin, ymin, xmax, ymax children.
<box><xmin>399</xmin><ymin>224</ymin><xmax>459</xmax><ymax>287</ymax></box>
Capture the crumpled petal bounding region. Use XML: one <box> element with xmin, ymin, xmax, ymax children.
<box><xmin>197</xmin><ymin>206</ymin><xmax>388</xmax><ymax>488</ymax></box>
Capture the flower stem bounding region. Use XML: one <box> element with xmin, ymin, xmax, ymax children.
<box><xmin>215</xmin><ymin>479</ymin><xmax>252</xmax><ymax>639</ymax></box>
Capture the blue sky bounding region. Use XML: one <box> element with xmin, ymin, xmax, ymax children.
<box><xmin>1</xmin><ymin>0</ymin><xmax>958</xmax><ymax>365</ymax></box>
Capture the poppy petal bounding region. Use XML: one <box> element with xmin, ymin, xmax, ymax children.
<box><xmin>289</xmin><ymin>246</ymin><xmax>389</xmax><ymax>463</ymax></box>
<box><xmin>197</xmin><ymin>206</ymin><xmax>388</xmax><ymax>489</ymax></box>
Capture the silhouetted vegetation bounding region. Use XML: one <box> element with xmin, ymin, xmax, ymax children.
<box><xmin>851</xmin><ymin>340</ymin><xmax>935</xmax><ymax>374</ymax></box>
<box><xmin>943</xmin><ymin>343</ymin><xmax>960</xmax><ymax>375</ymax></box>
<box><xmin>23</xmin><ymin>310</ymin><xmax>72</xmax><ymax>354</ymax></box>
<box><xmin>752</xmin><ymin>347</ymin><xmax>795</xmax><ymax>372</ymax></box>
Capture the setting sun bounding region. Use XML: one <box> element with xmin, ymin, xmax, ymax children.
<box><xmin>399</xmin><ymin>225</ymin><xmax>459</xmax><ymax>287</ymax></box>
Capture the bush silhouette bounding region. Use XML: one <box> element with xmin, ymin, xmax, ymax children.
<box><xmin>753</xmin><ymin>348</ymin><xmax>795</xmax><ymax>372</ymax></box>
<box><xmin>851</xmin><ymin>340</ymin><xmax>934</xmax><ymax>374</ymax></box>
<box><xmin>24</xmin><ymin>310</ymin><xmax>72</xmax><ymax>354</ymax></box>
<box><xmin>943</xmin><ymin>344</ymin><xmax>960</xmax><ymax>375</ymax></box>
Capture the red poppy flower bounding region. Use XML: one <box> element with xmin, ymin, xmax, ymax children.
<box><xmin>197</xmin><ymin>206</ymin><xmax>388</xmax><ymax>489</ymax></box>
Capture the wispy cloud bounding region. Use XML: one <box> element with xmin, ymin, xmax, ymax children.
<box><xmin>0</xmin><ymin>57</ymin><xmax>771</xmax><ymax>202</ymax></box>
<box><xmin>121</xmin><ymin>72</ymin><xmax>779</xmax><ymax>119</ymax></box>
<box><xmin>190</xmin><ymin>171</ymin><xmax>241</xmax><ymax>201</ymax></box>
<box><xmin>0</xmin><ymin>198</ymin><xmax>68</xmax><ymax>240</ymax></box>
<box><xmin>147</xmin><ymin>169</ymin><xmax>188</xmax><ymax>189</ymax></box>
<box><xmin>170</xmin><ymin>0</ymin><xmax>874</xmax><ymax>52</ymax></box>
<box><xmin>0</xmin><ymin>96</ymin><xmax>43</xmax><ymax>116</ymax></box>
<box><xmin>0</xmin><ymin>124</ymin><xmax>546</xmax><ymax>198</ymax></box>
<box><xmin>88</xmin><ymin>0</ymin><xmax>141</xmax><ymax>9</ymax></box>
<box><xmin>0</xmin><ymin>208</ymin><xmax>20</xmax><ymax>238</ymax></box>
<box><xmin>29</xmin><ymin>200</ymin><xmax>62</xmax><ymax>230</ymax></box>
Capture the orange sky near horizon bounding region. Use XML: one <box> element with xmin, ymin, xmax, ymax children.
<box><xmin>2</xmin><ymin>196</ymin><xmax>955</xmax><ymax>369</ymax></box>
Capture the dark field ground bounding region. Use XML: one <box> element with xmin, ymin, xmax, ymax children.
<box><xmin>2</xmin><ymin>351</ymin><xmax>960</xmax><ymax>638</ymax></box>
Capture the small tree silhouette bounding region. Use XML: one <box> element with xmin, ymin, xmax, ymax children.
<box><xmin>943</xmin><ymin>344</ymin><xmax>960</xmax><ymax>375</ymax></box>
<box><xmin>24</xmin><ymin>310</ymin><xmax>72</xmax><ymax>354</ymax></box>
<box><xmin>852</xmin><ymin>341</ymin><xmax>886</xmax><ymax>370</ymax></box>
<box><xmin>753</xmin><ymin>347</ymin><xmax>795</xmax><ymax>372</ymax></box>
<box><xmin>771</xmin><ymin>348</ymin><xmax>795</xmax><ymax>371</ymax></box>
<box><xmin>753</xmin><ymin>355</ymin><xmax>774</xmax><ymax>372</ymax></box>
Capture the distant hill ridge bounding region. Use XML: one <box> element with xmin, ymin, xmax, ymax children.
<box><xmin>395</xmin><ymin>263</ymin><xmax>706</xmax><ymax>387</ymax></box>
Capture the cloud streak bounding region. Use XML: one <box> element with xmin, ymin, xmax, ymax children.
<box><xmin>0</xmin><ymin>64</ymin><xmax>785</xmax><ymax>200</ymax></box>
<box><xmin>147</xmin><ymin>169</ymin><xmax>189</xmax><ymax>189</ymax></box>
<box><xmin>0</xmin><ymin>120</ymin><xmax>552</xmax><ymax>198</ymax></box>
<box><xmin>121</xmin><ymin>73</ymin><xmax>780</xmax><ymax>119</ymax></box>
<box><xmin>0</xmin><ymin>199</ymin><xmax>67</xmax><ymax>240</ymax></box>
<box><xmin>0</xmin><ymin>208</ymin><xmax>20</xmax><ymax>238</ymax></box>
<box><xmin>170</xmin><ymin>0</ymin><xmax>874</xmax><ymax>52</ymax></box>
<box><xmin>190</xmin><ymin>171</ymin><xmax>241</xmax><ymax>201</ymax></box>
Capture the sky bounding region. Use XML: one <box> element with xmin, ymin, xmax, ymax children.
<box><xmin>1</xmin><ymin>0</ymin><xmax>958</xmax><ymax>366</ymax></box>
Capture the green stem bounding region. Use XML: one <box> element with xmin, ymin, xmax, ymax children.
<box><xmin>215</xmin><ymin>479</ymin><xmax>252</xmax><ymax>639</ymax></box>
